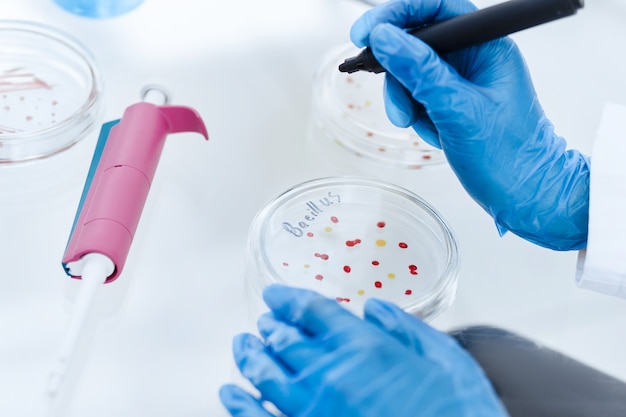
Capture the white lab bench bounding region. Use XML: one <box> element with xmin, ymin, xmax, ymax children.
<box><xmin>1</xmin><ymin>0</ymin><xmax>626</xmax><ymax>416</ymax></box>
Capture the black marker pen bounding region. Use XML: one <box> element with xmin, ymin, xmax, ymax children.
<box><xmin>338</xmin><ymin>0</ymin><xmax>584</xmax><ymax>74</ymax></box>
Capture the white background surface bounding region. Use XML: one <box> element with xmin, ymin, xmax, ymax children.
<box><xmin>2</xmin><ymin>0</ymin><xmax>626</xmax><ymax>416</ymax></box>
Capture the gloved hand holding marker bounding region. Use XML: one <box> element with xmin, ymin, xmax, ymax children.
<box><xmin>344</xmin><ymin>0</ymin><xmax>589</xmax><ymax>250</ymax></box>
<box><xmin>49</xmin><ymin>87</ymin><xmax>208</xmax><ymax>402</ymax></box>
<box><xmin>339</xmin><ymin>0</ymin><xmax>584</xmax><ymax>74</ymax></box>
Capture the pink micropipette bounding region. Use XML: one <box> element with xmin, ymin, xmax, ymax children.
<box><xmin>48</xmin><ymin>87</ymin><xmax>208</xmax><ymax>400</ymax></box>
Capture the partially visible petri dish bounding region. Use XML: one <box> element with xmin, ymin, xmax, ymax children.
<box><xmin>245</xmin><ymin>177</ymin><xmax>459</xmax><ymax>322</ymax></box>
<box><xmin>0</xmin><ymin>20</ymin><xmax>102</xmax><ymax>163</ymax></box>
<box><xmin>308</xmin><ymin>42</ymin><xmax>445</xmax><ymax>171</ymax></box>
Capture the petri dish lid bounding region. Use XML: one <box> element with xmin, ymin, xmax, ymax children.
<box><xmin>247</xmin><ymin>177</ymin><xmax>459</xmax><ymax>321</ymax></box>
<box><xmin>310</xmin><ymin>42</ymin><xmax>445</xmax><ymax>169</ymax></box>
<box><xmin>0</xmin><ymin>20</ymin><xmax>102</xmax><ymax>163</ymax></box>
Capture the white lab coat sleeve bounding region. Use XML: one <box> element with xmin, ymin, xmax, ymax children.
<box><xmin>576</xmin><ymin>102</ymin><xmax>626</xmax><ymax>298</ymax></box>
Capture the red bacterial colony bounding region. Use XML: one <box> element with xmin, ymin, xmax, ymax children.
<box><xmin>345</xmin><ymin>238</ymin><xmax>362</xmax><ymax>247</ymax></box>
<box><xmin>331</xmin><ymin>216</ymin><xmax>339</xmax><ymax>223</ymax></box>
<box><xmin>336</xmin><ymin>297</ymin><xmax>351</xmax><ymax>303</ymax></box>
<box><xmin>307</xmin><ymin>232</ymin><xmax>314</xmax><ymax>237</ymax></box>
<box><xmin>399</xmin><ymin>242</ymin><xmax>408</xmax><ymax>249</ymax></box>
<box><xmin>343</xmin><ymin>265</ymin><xmax>351</xmax><ymax>273</ymax></box>
<box><xmin>405</xmin><ymin>289</ymin><xmax>412</xmax><ymax>295</ymax></box>
<box><xmin>315</xmin><ymin>274</ymin><xmax>324</xmax><ymax>281</ymax></box>
<box><xmin>372</xmin><ymin>260</ymin><xmax>380</xmax><ymax>266</ymax></box>
<box><xmin>376</xmin><ymin>221</ymin><xmax>386</xmax><ymax>228</ymax></box>
<box><xmin>408</xmin><ymin>265</ymin><xmax>418</xmax><ymax>275</ymax></box>
<box><xmin>374</xmin><ymin>281</ymin><xmax>382</xmax><ymax>288</ymax></box>
<box><xmin>314</xmin><ymin>253</ymin><xmax>329</xmax><ymax>260</ymax></box>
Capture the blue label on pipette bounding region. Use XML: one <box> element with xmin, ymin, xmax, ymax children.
<box><xmin>63</xmin><ymin>119</ymin><xmax>120</xmax><ymax>275</ymax></box>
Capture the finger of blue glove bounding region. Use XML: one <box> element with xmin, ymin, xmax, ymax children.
<box><xmin>257</xmin><ymin>312</ymin><xmax>328</xmax><ymax>373</ymax></box>
<box><xmin>219</xmin><ymin>384</ymin><xmax>276</xmax><ymax>417</ymax></box>
<box><xmin>363</xmin><ymin>298</ymin><xmax>471</xmax><ymax>367</ymax></box>
<box><xmin>349</xmin><ymin>0</ymin><xmax>476</xmax><ymax>47</ymax></box>
<box><xmin>382</xmin><ymin>74</ymin><xmax>417</xmax><ymax>128</ymax></box>
<box><xmin>262</xmin><ymin>284</ymin><xmax>362</xmax><ymax>339</ymax></box>
<box><xmin>232</xmin><ymin>333</ymin><xmax>309</xmax><ymax>415</ymax></box>
<box><xmin>369</xmin><ymin>23</ymin><xmax>482</xmax><ymax>130</ymax></box>
<box><xmin>383</xmin><ymin>74</ymin><xmax>441</xmax><ymax>148</ymax></box>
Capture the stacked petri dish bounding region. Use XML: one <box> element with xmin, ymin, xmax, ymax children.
<box><xmin>308</xmin><ymin>42</ymin><xmax>445</xmax><ymax>172</ymax></box>
<box><xmin>245</xmin><ymin>177</ymin><xmax>459</xmax><ymax>322</ymax></box>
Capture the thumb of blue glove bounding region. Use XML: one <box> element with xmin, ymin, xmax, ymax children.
<box><xmin>351</xmin><ymin>0</ymin><xmax>589</xmax><ymax>251</ymax></box>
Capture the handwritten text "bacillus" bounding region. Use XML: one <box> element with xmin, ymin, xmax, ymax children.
<box><xmin>282</xmin><ymin>191</ymin><xmax>341</xmax><ymax>237</ymax></box>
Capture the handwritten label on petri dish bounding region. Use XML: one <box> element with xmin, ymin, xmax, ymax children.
<box><xmin>282</xmin><ymin>191</ymin><xmax>341</xmax><ymax>237</ymax></box>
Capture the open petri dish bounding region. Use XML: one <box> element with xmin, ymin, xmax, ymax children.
<box><xmin>308</xmin><ymin>42</ymin><xmax>445</xmax><ymax>170</ymax></box>
<box><xmin>245</xmin><ymin>177</ymin><xmax>459</xmax><ymax>321</ymax></box>
<box><xmin>0</xmin><ymin>21</ymin><xmax>102</xmax><ymax>163</ymax></box>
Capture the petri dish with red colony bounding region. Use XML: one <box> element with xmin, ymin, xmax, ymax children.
<box><xmin>245</xmin><ymin>177</ymin><xmax>459</xmax><ymax>321</ymax></box>
<box><xmin>0</xmin><ymin>21</ymin><xmax>102</xmax><ymax>163</ymax></box>
<box><xmin>308</xmin><ymin>42</ymin><xmax>445</xmax><ymax>171</ymax></box>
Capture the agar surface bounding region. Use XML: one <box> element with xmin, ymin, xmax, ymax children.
<box><xmin>280</xmin><ymin>215</ymin><xmax>419</xmax><ymax>303</ymax></box>
<box><xmin>1</xmin><ymin>68</ymin><xmax>60</xmax><ymax>134</ymax></box>
<box><xmin>337</xmin><ymin>72</ymin><xmax>443</xmax><ymax>166</ymax></box>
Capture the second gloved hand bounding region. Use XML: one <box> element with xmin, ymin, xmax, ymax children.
<box><xmin>220</xmin><ymin>284</ymin><xmax>508</xmax><ymax>417</ymax></box>
<box><xmin>350</xmin><ymin>0</ymin><xmax>589</xmax><ymax>250</ymax></box>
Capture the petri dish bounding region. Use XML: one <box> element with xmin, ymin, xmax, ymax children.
<box><xmin>0</xmin><ymin>21</ymin><xmax>102</xmax><ymax>163</ymax></box>
<box><xmin>245</xmin><ymin>177</ymin><xmax>459</xmax><ymax>321</ymax></box>
<box><xmin>308</xmin><ymin>42</ymin><xmax>445</xmax><ymax>171</ymax></box>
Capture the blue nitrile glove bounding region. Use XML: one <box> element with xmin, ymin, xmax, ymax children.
<box><xmin>350</xmin><ymin>0</ymin><xmax>589</xmax><ymax>251</ymax></box>
<box><xmin>219</xmin><ymin>284</ymin><xmax>508</xmax><ymax>417</ymax></box>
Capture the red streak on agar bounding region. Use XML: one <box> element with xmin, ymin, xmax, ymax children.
<box><xmin>376</xmin><ymin>221</ymin><xmax>386</xmax><ymax>228</ymax></box>
<box><xmin>331</xmin><ymin>216</ymin><xmax>339</xmax><ymax>223</ymax></box>
<box><xmin>405</xmin><ymin>289</ymin><xmax>412</xmax><ymax>295</ymax></box>
<box><xmin>343</xmin><ymin>265</ymin><xmax>351</xmax><ymax>273</ymax></box>
<box><xmin>315</xmin><ymin>274</ymin><xmax>324</xmax><ymax>281</ymax></box>
<box><xmin>374</xmin><ymin>281</ymin><xmax>382</xmax><ymax>288</ymax></box>
<box><xmin>399</xmin><ymin>242</ymin><xmax>408</xmax><ymax>249</ymax></box>
<box><xmin>372</xmin><ymin>260</ymin><xmax>380</xmax><ymax>266</ymax></box>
